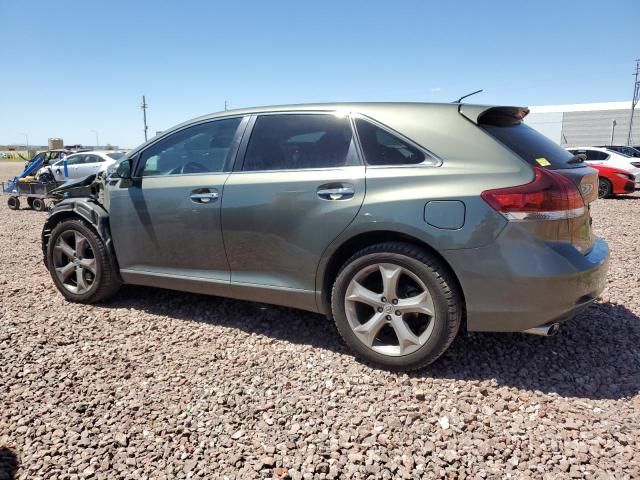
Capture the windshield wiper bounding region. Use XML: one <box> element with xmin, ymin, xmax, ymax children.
<box><xmin>567</xmin><ymin>153</ymin><xmax>587</xmax><ymax>164</ymax></box>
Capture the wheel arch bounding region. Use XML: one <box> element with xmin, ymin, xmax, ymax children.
<box><xmin>318</xmin><ymin>230</ymin><xmax>466</xmax><ymax>320</ymax></box>
<box><xmin>42</xmin><ymin>199</ymin><xmax>115</xmax><ymax>267</ymax></box>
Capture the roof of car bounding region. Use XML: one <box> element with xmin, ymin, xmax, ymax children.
<box><xmin>68</xmin><ymin>150</ymin><xmax>125</xmax><ymax>155</ymax></box>
<box><xmin>127</xmin><ymin>101</ymin><xmax>522</xmax><ymax>157</ymax></box>
<box><xmin>567</xmin><ymin>146</ymin><xmax>612</xmax><ymax>151</ymax></box>
<box><xmin>205</xmin><ymin>101</ymin><xmax>462</xmax><ymax>117</ymax></box>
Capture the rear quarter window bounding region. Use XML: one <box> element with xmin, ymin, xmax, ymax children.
<box><xmin>482</xmin><ymin>123</ymin><xmax>581</xmax><ymax>169</ymax></box>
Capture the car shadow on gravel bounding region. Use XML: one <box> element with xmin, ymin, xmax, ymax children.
<box><xmin>0</xmin><ymin>447</ymin><xmax>19</xmax><ymax>480</ymax></box>
<box><xmin>423</xmin><ymin>302</ymin><xmax>640</xmax><ymax>400</ymax></box>
<box><xmin>107</xmin><ymin>287</ymin><xmax>639</xmax><ymax>401</ymax></box>
<box><xmin>606</xmin><ymin>195</ymin><xmax>639</xmax><ymax>200</ymax></box>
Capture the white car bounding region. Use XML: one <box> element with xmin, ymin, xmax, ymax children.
<box><xmin>38</xmin><ymin>151</ymin><xmax>126</xmax><ymax>182</ymax></box>
<box><xmin>566</xmin><ymin>147</ymin><xmax>640</xmax><ymax>185</ymax></box>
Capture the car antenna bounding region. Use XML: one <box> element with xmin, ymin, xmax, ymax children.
<box><xmin>453</xmin><ymin>89</ymin><xmax>483</xmax><ymax>103</ymax></box>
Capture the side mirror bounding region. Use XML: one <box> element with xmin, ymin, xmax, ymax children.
<box><xmin>113</xmin><ymin>159</ymin><xmax>132</xmax><ymax>179</ymax></box>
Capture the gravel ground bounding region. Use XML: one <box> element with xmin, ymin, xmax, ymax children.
<box><xmin>1</xmin><ymin>160</ymin><xmax>638</xmax><ymax>479</ymax></box>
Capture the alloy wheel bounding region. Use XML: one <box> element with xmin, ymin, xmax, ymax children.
<box><xmin>344</xmin><ymin>262</ymin><xmax>436</xmax><ymax>356</ymax></box>
<box><xmin>52</xmin><ymin>230</ymin><xmax>97</xmax><ymax>294</ymax></box>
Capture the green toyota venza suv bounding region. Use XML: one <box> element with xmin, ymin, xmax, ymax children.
<box><xmin>42</xmin><ymin>103</ymin><xmax>609</xmax><ymax>370</ymax></box>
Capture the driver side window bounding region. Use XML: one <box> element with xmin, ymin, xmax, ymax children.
<box><xmin>139</xmin><ymin>117</ymin><xmax>243</xmax><ymax>176</ymax></box>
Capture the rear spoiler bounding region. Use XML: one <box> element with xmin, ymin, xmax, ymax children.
<box><xmin>459</xmin><ymin>105</ymin><xmax>530</xmax><ymax>126</ymax></box>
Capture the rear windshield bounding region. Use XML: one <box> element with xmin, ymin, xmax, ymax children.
<box><xmin>107</xmin><ymin>152</ymin><xmax>125</xmax><ymax>160</ymax></box>
<box><xmin>482</xmin><ymin>123</ymin><xmax>583</xmax><ymax>170</ymax></box>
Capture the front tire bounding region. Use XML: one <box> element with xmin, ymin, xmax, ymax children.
<box><xmin>46</xmin><ymin>219</ymin><xmax>121</xmax><ymax>303</ymax></box>
<box><xmin>331</xmin><ymin>242</ymin><xmax>462</xmax><ymax>370</ymax></box>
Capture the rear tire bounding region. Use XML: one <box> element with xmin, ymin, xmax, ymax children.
<box><xmin>331</xmin><ymin>242</ymin><xmax>462</xmax><ymax>370</ymax></box>
<box><xmin>46</xmin><ymin>219</ymin><xmax>121</xmax><ymax>303</ymax></box>
<box><xmin>598</xmin><ymin>178</ymin><xmax>613</xmax><ymax>198</ymax></box>
<box><xmin>7</xmin><ymin>196</ymin><xmax>20</xmax><ymax>210</ymax></box>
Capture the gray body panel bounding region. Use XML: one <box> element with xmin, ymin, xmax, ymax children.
<box><xmin>109</xmin><ymin>174</ymin><xmax>231</xmax><ymax>285</ymax></box>
<box><xmin>95</xmin><ymin>102</ymin><xmax>609</xmax><ymax>332</ymax></box>
<box><xmin>442</xmin><ymin>233</ymin><xmax>609</xmax><ymax>332</ymax></box>
<box><xmin>222</xmin><ymin>166</ymin><xmax>366</xmax><ymax>291</ymax></box>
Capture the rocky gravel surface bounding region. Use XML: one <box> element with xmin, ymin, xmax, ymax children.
<box><xmin>0</xmin><ymin>160</ymin><xmax>639</xmax><ymax>479</ymax></box>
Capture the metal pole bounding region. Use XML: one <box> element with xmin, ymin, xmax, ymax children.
<box><xmin>91</xmin><ymin>130</ymin><xmax>99</xmax><ymax>148</ymax></box>
<box><xmin>141</xmin><ymin>95</ymin><xmax>149</xmax><ymax>142</ymax></box>
<box><xmin>611</xmin><ymin>120</ymin><xmax>616</xmax><ymax>145</ymax></box>
<box><xmin>627</xmin><ymin>59</ymin><xmax>640</xmax><ymax>146</ymax></box>
<box><xmin>224</xmin><ymin>100</ymin><xmax>228</xmax><ymax>111</ymax></box>
<box><xmin>21</xmin><ymin>133</ymin><xmax>29</xmax><ymax>160</ymax></box>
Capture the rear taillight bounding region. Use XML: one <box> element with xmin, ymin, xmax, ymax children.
<box><xmin>631</xmin><ymin>162</ymin><xmax>640</xmax><ymax>168</ymax></box>
<box><xmin>481</xmin><ymin>167</ymin><xmax>585</xmax><ymax>221</ymax></box>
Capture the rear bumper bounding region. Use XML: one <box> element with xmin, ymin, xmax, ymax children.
<box><xmin>442</xmin><ymin>234</ymin><xmax>609</xmax><ymax>332</ymax></box>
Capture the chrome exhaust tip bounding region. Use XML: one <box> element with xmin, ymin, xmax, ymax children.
<box><xmin>522</xmin><ymin>322</ymin><xmax>560</xmax><ymax>337</ymax></box>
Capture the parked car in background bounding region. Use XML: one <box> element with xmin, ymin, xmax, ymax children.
<box><xmin>595</xmin><ymin>145</ymin><xmax>640</xmax><ymax>158</ymax></box>
<box><xmin>588</xmin><ymin>164</ymin><xmax>636</xmax><ymax>198</ymax></box>
<box><xmin>38</xmin><ymin>151</ymin><xmax>126</xmax><ymax>182</ymax></box>
<box><xmin>42</xmin><ymin>103</ymin><xmax>609</xmax><ymax>370</ymax></box>
<box><xmin>567</xmin><ymin>147</ymin><xmax>640</xmax><ymax>186</ymax></box>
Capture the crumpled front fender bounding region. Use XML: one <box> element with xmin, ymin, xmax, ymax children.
<box><xmin>41</xmin><ymin>198</ymin><xmax>113</xmax><ymax>265</ymax></box>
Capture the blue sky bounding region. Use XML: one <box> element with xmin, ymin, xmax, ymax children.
<box><xmin>1</xmin><ymin>0</ymin><xmax>638</xmax><ymax>148</ymax></box>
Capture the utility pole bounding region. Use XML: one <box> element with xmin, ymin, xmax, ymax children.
<box><xmin>224</xmin><ymin>100</ymin><xmax>228</xmax><ymax>111</ymax></box>
<box><xmin>627</xmin><ymin>59</ymin><xmax>640</xmax><ymax>146</ymax></box>
<box><xmin>91</xmin><ymin>129</ymin><xmax>99</xmax><ymax>148</ymax></box>
<box><xmin>20</xmin><ymin>132</ymin><xmax>29</xmax><ymax>159</ymax></box>
<box><xmin>141</xmin><ymin>95</ymin><xmax>149</xmax><ymax>142</ymax></box>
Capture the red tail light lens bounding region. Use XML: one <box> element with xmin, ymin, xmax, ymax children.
<box><xmin>481</xmin><ymin>167</ymin><xmax>585</xmax><ymax>221</ymax></box>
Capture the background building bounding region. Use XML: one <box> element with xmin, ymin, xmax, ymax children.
<box><xmin>526</xmin><ymin>101</ymin><xmax>639</xmax><ymax>147</ymax></box>
<box><xmin>48</xmin><ymin>138</ymin><xmax>64</xmax><ymax>149</ymax></box>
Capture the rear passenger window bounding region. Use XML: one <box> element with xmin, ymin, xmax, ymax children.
<box><xmin>140</xmin><ymin>118</ymin><xmax>242</xmax><ymax>176</ymax></box>
<box><xmin>355</xmin><ymin>118</ymin><xmax>429</xmax><ymax>166</ymax></box>
<box><xmin>242</xmin><ymin>114</ymin><xmax>359</xmax><ymax>171</ymax></box>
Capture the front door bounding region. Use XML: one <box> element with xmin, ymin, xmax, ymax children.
<box><xmin>222</xmin><ymin>113</ymin><xmax>365</xmax><ymax>298</ymax></box>
<box><xmin>108</xmin><ymin>117</ymin><xmax>246</xmax><ymax>288</ymax></box>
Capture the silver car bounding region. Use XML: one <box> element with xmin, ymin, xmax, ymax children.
<box><xmin>39</xmin><ymin>151</ymin><xmax>126</xmax><ymax>182</ymax></box>
<box><xmin>42</xmin><ymin>103</ymin><xmax>609</xmax><ymax>370</ymax></box>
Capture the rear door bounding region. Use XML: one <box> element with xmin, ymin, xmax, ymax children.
<box><xmin>76</xmin><ymin>154</ymin><xmax>104</xmax><ymax>177</ymax></box>
<box><xmin>222</xmin><ymin>113</ymin><xmax>365</xmax><ymax>294</ymax></box>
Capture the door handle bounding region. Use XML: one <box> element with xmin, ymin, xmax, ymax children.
<box><xmin>317</xmin><ymin>185</ymin><xmax>355</xmax><ymax>200</ymax></box>
<box><xmin>190</xmin><ymin>189</ymin><xmax>219</xmax><ymax>204</ymax></box>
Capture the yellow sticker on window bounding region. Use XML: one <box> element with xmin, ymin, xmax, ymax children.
<box><xmin>535</xmin><ymin>157</ymin><xmax>551</xmax><ymax>167</ymax></box>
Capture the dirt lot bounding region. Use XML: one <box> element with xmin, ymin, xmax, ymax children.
<box><xmin>1</xmin><ymin>160</ymin><xmax>638</xmax><ymax>479</ymax></box>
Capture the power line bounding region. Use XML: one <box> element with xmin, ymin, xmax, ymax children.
<box><xmin>627</xmin><ymin>59</ymin><xmax>639</xmax><ymax>146</ymax></box>
<box><xmin>141</xmin><ymin>95</ymin><xmax>149</xmax><ymax>142</ymax></box>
